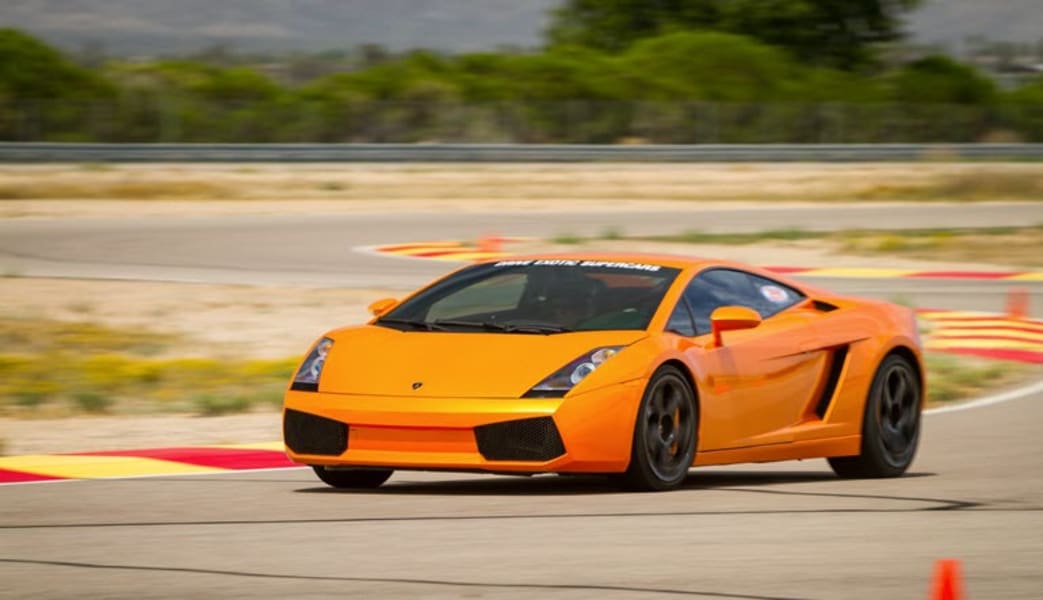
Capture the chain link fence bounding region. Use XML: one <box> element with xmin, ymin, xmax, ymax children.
<box><xmin>2</xmin><ymin>100</ymin><xmax>1041</xmax><ymax>144</ymax></box>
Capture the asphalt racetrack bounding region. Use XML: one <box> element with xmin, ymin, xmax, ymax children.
<box><xmin>1</xmin><ymin>201</ymin><xmax>1042</xmax><ymax>598</ymax></box>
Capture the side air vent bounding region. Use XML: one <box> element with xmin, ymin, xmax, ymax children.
<box><xmin>814</xmin><ymin>346</ymin><xmax>849</xmax><ymax>418</ymax></box>
<box><xmin>813</xmin><ymin>300</ymin><xmax>839</xmax><ymax>312</ymax></box>
<box><xmin>283</xmin><ymin>409</ymin><xmax>348</xmax><ymax>456</ymax></box>
<box><xmin>474</xmin><ymin>417</ymin><xmax>566</xmax><ymax>462</ymax></box>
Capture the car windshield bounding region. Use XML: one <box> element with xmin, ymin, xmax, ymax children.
<box><xmin>377</xmin><ymin>259</ymin><xmax>681</xmax><ymax>333</ymax></box>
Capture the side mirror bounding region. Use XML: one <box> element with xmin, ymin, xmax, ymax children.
<box><xmin>710</xmin><ymin>306</ymin><xmax>761</xmax><ymax>347</ymax></box>
<box><xmin>368</xmin><ymin>297</ymin><xmax>398</xmax><ymax>318</ymax></box>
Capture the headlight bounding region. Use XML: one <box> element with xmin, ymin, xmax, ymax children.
<box><xmin>525</xmin><ymin>346</ymin><xmax>623</xmax><ymax>398</ymax></box>
<box><xmin>291</xmin><ymin>337</ymin><xmax>333</xmax><ymax>391</ymax></box>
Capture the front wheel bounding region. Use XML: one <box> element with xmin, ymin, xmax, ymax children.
<box><xmin>829</xmin><ymin>354</ymin><xmax>922</xmax><ymax>478</ymax></box>
<box><xmin>620</xmin><ymin>365</ymin><xmax>698</xmax><ymax>491</ymax></box>
<box><xmin>311</xmin><ymin>466</ymin><xmax>393</xmax><ymax>489</ymax></box>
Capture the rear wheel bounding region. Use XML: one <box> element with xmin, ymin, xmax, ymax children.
<box><xmin>620</xmin><ymin>366</ymin><xmax>698</xmax><ymax>491</ymax></box>
<box><xmin>311</xmin><ymin>466</ymin><xmax>393</xmax><ymax>489</ymax></box>
<box><xmin>829</xmin><ymin>354</ymin><xmax>922</xmax><ymax>478</ymax></box>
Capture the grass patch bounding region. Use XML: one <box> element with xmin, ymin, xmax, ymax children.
<box><xmin>599</xmin><ymin>226</ymin><xmax>624</xmax><ymax>240</ymax></box>
<box><xmin>0</xmin><ymin>318</ymin><xmax>175</xmax><ymax>356</ymax></box>
<box><xmin>0</xmin><ymin>352</ymin><xmax>298</xmax><ymax>417</ymax></box>
<box><xmin>193</xmin><ymin>394</ymin><xmax>253</xmax><ymax>417</ymax></box>
<box><xmin>77</xmin><ymin>162</ymin><xmax>115</xmax><ymax>172</ymax></box>
<box><xmin>551</xmin><ymin>232</ymin><xmax>584</xmax><ymax>245</ymax></box>
<box><xmin>838</xmin><ymin>225</ymin><xmax>1043</xmax><ymax>266</ymax></box>
<box><xmin>317</xmin><ymin>181</ymin><xmax>347</xmax><ymax>192</ymax></box>
<box><xmin>924</xmin><ymin>353</ymin><xmax>1026</xmax><ymax>404</ymax></box>
<box><xmin>650</xmin><ymin>228</ymin><xmax>817</xmax><ymax>245</ymax></box>
<box><xmin>0</xmin><ymin>317</ymin><xmax>298</xmax><ymax>417</ymax></box>
<box><xmin>855</xmin><ymin>171</ymin><xmax>1042</xmax><ymax>201</ymax></box>
<box><xmin>631</xmin><ymin>224</ymin><xmax>1043</xmax><ymax>267</ymax></box>
<box><xmin>0</xmin><ymin>180</ymin><xmax>234</xmax><ymax>200</ymax></box>
<box><xmin>71</xmin><ymin>391</ymin><xmax>114</xmax><ymax>414</ymax></box>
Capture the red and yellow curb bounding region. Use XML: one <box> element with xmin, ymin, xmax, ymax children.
<box><xmin>366</xmin><ymin>239</ymin><xmax>1043</xmax><ymax>281</ymax></box>
<box><xmin>920</xmin><ymin>310</ymin><xmax>1043</xmax><ymax>364</ymax></box>
<box><xmin>0</xmin><ymin>442</ymin><xmax>296</xmax><ymax>485</ymax></box>
<box><xmin>365</xmin><ymin>237</ymin><xmax>533</xmax><ymax>262</ymax></box>
<box><xmin>769</xmin><ymin>267</ymin><xmax>1043</xmax><ymax>281</ymax></box>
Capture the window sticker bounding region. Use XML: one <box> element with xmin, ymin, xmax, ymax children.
<box><xmin>492</xmin><ymin>259</ymin><xmax>662</xmax><ymax>272</ymax></box>
<box><xmin>760</xmin><ymin>285</ymin><xmax>790</xmax><ymax>303</ymax></box>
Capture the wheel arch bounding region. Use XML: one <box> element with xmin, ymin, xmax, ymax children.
<box><xmin>658</xmin><ymin>358</ymin><xmax>700</xmax><ymax>418</ymax></box>
<box><xmin>884</xmin><ymin>345</ymin><xmax>924</xmax><ymax>396</ymax></box>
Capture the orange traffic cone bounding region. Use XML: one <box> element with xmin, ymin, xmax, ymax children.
<box><xmin>929</xmin><ymin>559</ymin><xmax>965</xmax><ymax>600</ymax></box>
<box><xmin>477</xmin><ymin>234</ymin><xmax>502</xmax><ymax>253</ymax></box>
<box><xmin>1005</xmin><ymin>287</ymin><xmax>1029</xmax><ymax>320</ymax></box>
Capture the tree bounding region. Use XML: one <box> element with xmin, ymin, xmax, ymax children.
<box><xmin>0</xmin><ymin>28</ymin><xmax>113</xmax><ymax>100</ymax></box>
<box><xmin>547</xmin><ymin>0</ymin><xmax>922</xmax><ymax>69</ymax></box>
<box><xmin>889</xmin><ymin>55</ymin><xmax>996</xmax><ymax>104</ymax></box>
<box><xmin>615</xmin><ymin>32</ymin><xmax>798</xmax><ymax>101</ymax></box>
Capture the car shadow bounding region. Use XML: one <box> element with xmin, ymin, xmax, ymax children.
<box><xmin>295</xmin><ymin>469</ymin><xmax>936</xmax><ymax>496</ymax></box>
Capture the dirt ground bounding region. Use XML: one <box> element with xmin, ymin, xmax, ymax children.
<box><xmin>0</xmin><ymin>278</ymin><xmax>397</xmax><ymax>359</ymax></box>
<box><xmin>0</xmin><ymin>412</ymin><xmax>283</xmax><ymax>456</ymax></box>
<box><xmin>0</xmin><ymin>162</ymin><xmax>1040</xmax><ymax>218</ymax></box>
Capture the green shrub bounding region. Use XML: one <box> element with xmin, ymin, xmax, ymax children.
<box><xmin>71</xmin><ymin>391</ymin><xmax>114</xmax><ymax>414</ymax></box>
<box><xmin>193</xmin><ymin>394</ymin><xmax>252</xmax><ymax>417</ymax></box>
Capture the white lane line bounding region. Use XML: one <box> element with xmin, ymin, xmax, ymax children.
<box><xmin>926</xmin><ymin>379</ymin><xmax>1043</xmax><ymax>415</ymax></box>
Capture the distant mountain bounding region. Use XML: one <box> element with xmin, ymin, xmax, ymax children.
<box><xmin>907</xmin><ymin>0</ymin><xmax>1043</xmax><ymax>51</ymax></box>
<box><xmin>0</xmin><ymin>0</ymin><xmax>1039</xmax><ymax>56</ymax></box>
<box><xmin>0</xmin><ymin>0</ymin><xmax>558</xmax><ymax>55</ymax></box>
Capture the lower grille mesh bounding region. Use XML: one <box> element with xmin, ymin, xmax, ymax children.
<box><xmin>474</xmin><ymin>417</ymin><xmax>565</xmax><ymax>461</ymax></box>
<box><xmin>283</xmin><ymin>409</ymin><xmax>348</xmax><ymax>456</ymax></box>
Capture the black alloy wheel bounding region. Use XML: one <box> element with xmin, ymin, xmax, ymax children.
<box><xmin>621</xmin><ymin>365</ymin><xmax>698</xmax><ymax>491</ymax></box>
<box><xmin>829</xmin><ymin>354</ymin><xmax>922</xmax><ymax>478</ymax></box>
<box><xmin>311</xmin><ymin>466</ymin><xmax>394</xmax><ymax>489</ymax></box>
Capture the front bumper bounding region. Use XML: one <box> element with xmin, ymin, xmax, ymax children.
<box><xmin>282</xmin><ymin>379</ymin><xmax>644</xmax><ymax>474</ymax></box>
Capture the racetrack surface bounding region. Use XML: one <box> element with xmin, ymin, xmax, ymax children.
<box><xmin>1</xmin><ymin>201</ymin><xmax>1041</xmax><ymax>598</ymax></box>
<box><xmin>1</xmin><ymin>389</ymin><xmax>1040</xmax><ymax>599</ymax></box>
<box><xmin>1</xmin><ymin>202</ymin><xmax>1042</xmax><ymax>317</ymax></box>
<box><xmin>2</xmin><ymin>202</ymin><xmax>1042</xmax><ymax>288</ymax></box>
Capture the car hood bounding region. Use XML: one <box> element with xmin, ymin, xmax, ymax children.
<box><xmin>317</xmin><ymin>325</ymin><xmax>646</xmax><ymax>398</ymax></box>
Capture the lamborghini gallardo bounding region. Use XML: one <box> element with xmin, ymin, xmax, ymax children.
<box><xmin>283</xmin><ymin>254</ymin><xmax>924</xmax><ymax>491</ymax></box>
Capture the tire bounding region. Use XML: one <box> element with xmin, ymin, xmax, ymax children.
<box><xmin>311</xmin><ymin>466</ymin><xmax>393</xmax><ymax>489</ymax></box>
<box><xmin>620</xmin><ymin>365</ymin><xmax>698</xmax><ymax>491</ymax></box>
<box><xmin>829</xmin><ymin>354</ymin><xmax>922</xmax><ymax>478</ymax></box>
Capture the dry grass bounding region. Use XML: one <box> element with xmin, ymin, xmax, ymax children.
<box><xmin>838</xmin><ymin>226</ymin><xmax>1043</xmax><ymax>267</ymax></box>
<box><xmin>925</xmin><ymin>354</ymin><xmax>1030</xmax><ymax>405</ymax></box>
<box><xmin>0</xmin><ymin>317</ymin><xmax>299</xmax><ymax>417</ymax></box>
<box><xmin>636</xmin><ymin>225</ymin><xmax>1043</xmax><ymax>268</ymax></box>
<box><xmin>856</xmin><ymin>171</ymin><xmax>1043</xmax><ymax>202</ymax></box>
<box><xmin>0</xmin><ymin>180</ymin><xmax>234</xmax><ymax>200</ymax></box>
<box><xmin>0</xmin><ymin>278</ymin><xmax>390</xmax><ymax>359</ymax></box>
<box><xmin>0</xmin><ymin>317</ymin><xmax>176</xmax><ymax>355</ymax></box>
<box><xmin>0</xmin><ymin>279</ymin><xmax>395</xmax><ymax>418</ymax></box>
<box><xmin>0</xmin><ymin>163</ymin><xmax>1039</xmax><ymax>207</ymax></box>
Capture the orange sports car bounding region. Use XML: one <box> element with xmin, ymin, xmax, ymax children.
<box><xmin>283</xmin><ymin>254</ymin><xmax>923</xmax><ymax>491</ymax></box>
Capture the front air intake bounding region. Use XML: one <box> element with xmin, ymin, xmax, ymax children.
<box><xmin>283</xmin><ymin>409</ymin><xmax>348</xmax><ymax>456</ymax></box>
<box><xmin>474</xmin><ymin>417</ymin><xmax>566</xmax><ymax>462</ymax></box>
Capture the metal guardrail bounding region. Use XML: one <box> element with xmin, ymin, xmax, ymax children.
<box><xmin>1</xmin><ymin>143</ymin><xmax>1041</xmax><ymax>162</ymax></box>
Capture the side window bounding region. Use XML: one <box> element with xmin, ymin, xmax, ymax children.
<box><xmin>745</xmin><ymin>273</ymin><xmax>803</xmax><ymax>318</ymax></box>
<box><xmin>665</xmin><ymin>298</ymin><xmax>696</xmax><ymax>337</ymax></box>
<box><xmin>684</xmin><ymin>268</ymin><xmax>804</xmax><ymax>333</ymax></box>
